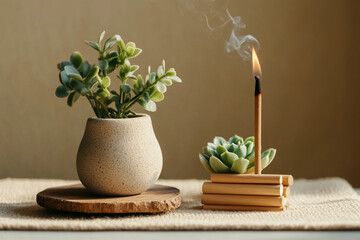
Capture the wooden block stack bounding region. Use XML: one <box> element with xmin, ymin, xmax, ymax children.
<box><xmin>202</xmin><ymin>173</ymin><xmax>294</xmax><ymax>211</ymax></box>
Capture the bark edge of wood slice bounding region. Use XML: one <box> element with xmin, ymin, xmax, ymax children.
<box><xmin>36</xmin><ymin>183</ymin><xmax>181</xmax><ymax>214</ymax></box>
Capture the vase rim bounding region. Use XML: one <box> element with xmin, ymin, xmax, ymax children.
<box><xmin>87</xmin><ymin>113</ymin><xmax>150</xmax><ymax>122</ymax></box>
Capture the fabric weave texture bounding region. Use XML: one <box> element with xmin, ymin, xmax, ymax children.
<box><xmin>0</xmin><ymin>177</ymin><xmax>359</xmax><ymax>230</ymax></box>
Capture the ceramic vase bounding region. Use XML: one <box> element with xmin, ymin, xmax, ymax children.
<box><xmin>76</xmin><ymin>114</ymin><xmax>162</xmax><ymax>196</ymax></box>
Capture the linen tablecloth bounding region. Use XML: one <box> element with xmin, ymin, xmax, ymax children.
<box><xmin>0</xmin><ymin>177</ymin><xmax>359</xmax><ymax>230</ymax></box>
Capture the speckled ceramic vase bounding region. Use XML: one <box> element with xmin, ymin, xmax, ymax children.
<box><xmin>76</xmin><ymin>114</ymin><xmax>162</xmax><ymax>196</ymax></box>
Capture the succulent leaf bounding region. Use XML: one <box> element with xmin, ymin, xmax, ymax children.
<box><xmin>220</xmin><ymin>152</ymin><xmax>238</xmax><ymax>168</ymax></box>
<box><xmin>199</xmin><ymin>154</ymin><xmax>214</xmax><ymax>173</ymax></box>
<box><xmin>55</xmin><ymin>85</ymin><xmax>69</xmax><ymax>98</ymax></box>
<box><xmin>245</xmin><ymin>141</ymin><xmax>254</xmax><ymax>157</ymax></box>
<box><xmin>60</xmin><ymin>71</ymin><xmax>71</xmax><ymax>88</ymax></box>
<box><xmin>213</xmin><ymin>136</ymin><xmax>226</xmax><ymax>145</ymax></box>
<box><xmin>64</xmin><ymin>65</ymin><xmax>82</xmax><ymax>81</ymax></box>
<box><xmin>70</xmin><ymin>51</ymin><xmax>83</xmax><ymax>69</ymax></box>
<box><xmin>234</xmin><ymin>144</ymin><xmax>247</xmax><ymax>158</ymax></box>
<box><xmin>216</xmin><ymin>145</ymin><xmax>227</xmax><ymax>155</ymax></box>
<box><xmin>67</xmin><ymin>91</ymin><xmax>80</xmax><ymax>107</ymax></box>
<box><xmin>231</xmin><ymin>158</ymin><xmax>249</xmax><ymax>174</ymax></box>
<box><xmin>245</xmin><ymin>136</ymin><xmax>255</xmax><ymax>143</ymax></box>
<box><xmin>227</xmin><ymin>143</ymin><xmax>238</xmax><ymax>152</ymax></box>
<box><xmin>209</xmin><ymin>156</ymin><xmax>230</xmax><ymax>173</ymax></box>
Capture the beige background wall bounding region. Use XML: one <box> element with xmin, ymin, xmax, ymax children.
<box><xmin>0</xmin><ymin>0</ymin><xmax>359</xmax><ymax>186</ymax></box>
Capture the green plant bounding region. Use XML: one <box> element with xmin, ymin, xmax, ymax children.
<box><xmin>55</xmin><ymin>31</ymin><xmax>182</xmax><ymax>118</ymax></box>
<box><xmin>199</xmin><ymin>135</ymin><xmax>276</xmax><ymax>174</ymax></box>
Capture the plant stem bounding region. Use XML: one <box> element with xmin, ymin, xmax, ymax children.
<box><xmin>86</xmin><ymin>96</ymin><xmax>100</xmax><ymax>117</ymax></box>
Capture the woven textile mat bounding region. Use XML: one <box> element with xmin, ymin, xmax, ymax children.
<box><xmin>0</xmin><ymin>177</ymin><xmax>359</xmax><ymax>230</ymax></box>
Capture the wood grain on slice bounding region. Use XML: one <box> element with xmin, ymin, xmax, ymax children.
<box><xmin>36</xmin><ymin>184</ymin><xmax>181</xmax><ymax>214</ymax></box>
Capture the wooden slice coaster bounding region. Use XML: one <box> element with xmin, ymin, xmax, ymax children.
<box><xmin>36</xmin><ymin>183</ymin><xmax>181</xmax><ymax>214</ymax></box>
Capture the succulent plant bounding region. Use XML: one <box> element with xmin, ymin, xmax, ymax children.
<box><xmin>199</xmin><ymin>135</ymin><xmax>276</xmax><ymax>174</ymax></box>
<box><xmin>55</xmin><ymin>31</ymin><xmax>181</xmax><ymax>118</ymax></box>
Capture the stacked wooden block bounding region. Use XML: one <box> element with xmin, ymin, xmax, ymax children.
<box><xmin>202</xmin><ymin>174</ymin><xmax>294</xmax><ymax>211</ymax></box>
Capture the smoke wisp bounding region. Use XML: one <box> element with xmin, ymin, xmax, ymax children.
<box><xmin>179</xmin><ymin>0</ymin><xmax>259</xmax><ymax>61</ymax></box>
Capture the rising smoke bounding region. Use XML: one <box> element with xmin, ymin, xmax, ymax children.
<box><xmin>178</xmin><ymin>0</ymin><xmax>259</xmax><ymax>61</ymax></box>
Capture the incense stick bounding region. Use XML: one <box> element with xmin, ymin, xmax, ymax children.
<box><xmin>255</xmin><ymin>75</ymin><xmax>262</xmax><ymax>174</ymax></box>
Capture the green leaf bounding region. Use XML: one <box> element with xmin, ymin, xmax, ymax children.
<box><xmin>220</xmin><ymin>152</ymin><xmax>238</xmax><ymax>168</ymax></box>
<box><xmin>117</xmin><ymin>40</ymin><xmax>126</xmax><ymax>51</ymax></box>
<box><xmin>128</xmin><ymin>48</ymin><xmax>141</xmax><ymax>58</ymax></box>
<box><xmin>156</xmin><ymin>81</ymin><xmax>167</xmax><ymax>93</ymax></box>
<box><xmin>234</xmin><ymin>144</ymin><xmax>247</xmax><ymax>158</ymax></box>
<box><xmin>78</xmin><ymin>61</ymin><xmax>90</xmax><ymax>77</ymax></box>
<box><xmin>85</xmin><ymin>66</ymin><xmax>99</xmax><ymax>83</ymax></box>
<box><xmin>102</xmin><ymin>76</ymin><xmax>111</xmax><ymax>88</ymax></box>
<box><xmin>85</xmin><ymin>41</ymin><xmax>100</xmax><ymax>51</ymax></box>
<box><xmin>248</xmin><ymin>154</ymin><xmax>255</xmax><ymax>167</ymax></box>
<box><xmin>64</xmin><ymin>66</ymin><xmax>82</xmax><ymax>81</ymax></box>
<box><xmin>125</xmin><ymin>42</ymin><xmax>136</xmax><ymax>49</ymax></box>
<box><xmin>207</xmin><ymin>146</ymin><xmax>220</xmax><ymax>158</ymax></box>
<box><xmin>165</xmin><ymin>75</ymin><xmax>182</xmax><ymax>83</ymax></box>
<box><xmin>213</xmin><ymin>136</ymin><xmax>226</xmax><ymax>145</ymax></box>
<box><xmin>104</xmin><ymin>35</ymin><xmax>121</xmax><ymax>51</ymax></box>
<box><xmin>229</xmin><ymin>135</ymin><xmax>243</xmax><ymax>144</ymax></box>
<box><xmin>245</xmin><ymin>136</ymin><xmax>255</xmax><ymax>143</ymax></box>
<box><xmin>59</xmin><ymin>71</ymin><xmax>71</xmax><ymax>88</ymax></box>
<box><xmin>98</xmin><ymin>30</ymin><xmax>105</xmax><ymax>45</ymax></box>
<box><xmin>99</xmin><ymin>60</ymin><xmax>109</xmax><ymax>70</ymax></box>
<box><xmin>231</xmin><ymin>158</ymin><xmax>249</xmax><ymax>174</ymax></box>
<box><xmin>166</xmin><ymin>68</ymin><xmax>176</xmax><ymax>76</ymax></box>
<box><xmin>209</xmin><ymin>156</ymin><xmax>230</xmax><ymax>173</ymax></box>
<box><xmin>121</xmin><ymin>84</ymin><xmax>131</xmax><ymax>93</ymax></box>
<box><xmin>227</xmin><ymin>143</ymin><xmax>238</xmax><ymax>152</ymax></box>
<box><xmin>261</xmin><ymin>155</ymin><xmax>270</xmax><ymax>170</ymax></box>
<box><xmin>268</xmin><ymin>149</ymin><xmax>276</xmax><ymax>164</ymax></box>
<box><xmin>57</xmin><ymin>61</ymin><xmax>72</xmax><ymax>71</ymax></box>
<box><xmin>216</xmin><ymin>145</ymin><xmax>227</xmax><ymax>155</ymax></box>
<box><xmin>105</xmin><ymin>51</ymin><xmax>119</xmax><ymax>61</ymax></box>
<box><xmin>86</xmin><ymin>78</ymin><xmax>98</xmax><ymax>89</ymax></box>
<box><xmin>143</xmin><ymin>92</ymin><xmax>150</xmax><ymax>102</ymax></box>
<box><xmin>130</xmin><ymin>65</ymin><xmax>139</xmax><ymax>73</ymax></box>
<box><xmin>67</xmin><ymin>91</ymin><xmax>80</xmax><ymax>106</ymax></box>
<box><xmin>157</xmin><ymin>65</ymin><xmax>164</xmax><ymax>77</ymax></box>
<box><xmin>127</xmin><ymin>74</ymin><xmax>137</xmax><ymax>80</ymax></box>
<box><xmin>199</xmin><ymin>154</ymin><xmax>214</xmax><ymax>173</ymax></box>
<box><xmin>148</xmin><ymin>72</ymin><xmax>155</xmax><ymax>84</ymax></box>
<box><xmin>150</xmin><ymin>91</ymin><xmax>164</xmax><ymax>102</ymax></box>
<box><xmin>138</xmin><ymin>99</ymin><xmax>156</xmax><ymax>112</ymax></box>
<box><xmin>262</xmin><ymin>148</ymin><xmax>276</xmax><ymax>165</ymax></box>
<box><xmin>132</xmin><ymin>79</ymin><xmax>139</xmax><ymax>90</ymax></box>
<box><xmin>126</xmin><ymin>46</ymin><xmax>135</xmax><ymax>56</ymax></box>
<box><xmin>70</xmin><ymin>51</ymin><xmax>83</xmax><ymax>68</ymax></box>
<box><xmin>107</xmin><ymin>58</ymin><xmax>118</xmax><ymax>74</ymax></box>
<box><xmin>69</xmin><ymin>80</ymin><xmax>88</xmax><ymax>95</ymax></box>
<box><xmin>245</xmin><ymin>141</ymin><xmax>254</xmax><ymax>157</ymax></box>
<box><xmin>55</xmin><ymin>85</ymin><xmax>69</xmax><ymax>98</ymax></box>
<box><xmin>161</xmin><ymin>78</ymin><xmax>173</xmax><ymax>86</ymax></box>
